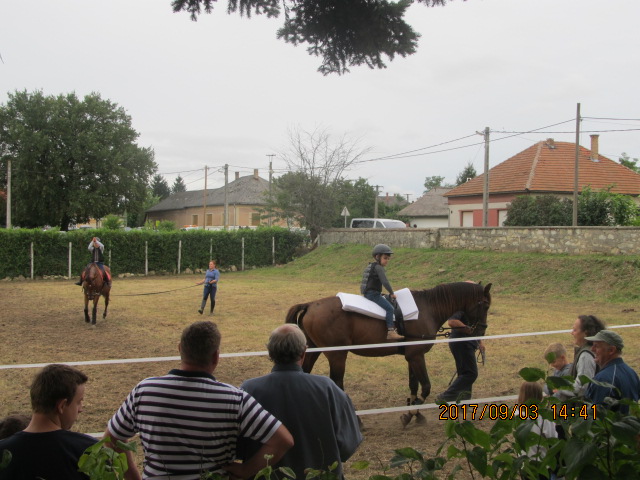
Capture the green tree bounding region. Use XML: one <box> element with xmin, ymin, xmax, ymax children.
<box><xmin>619</xmin><ymin>152</ymin><xmax>639</xmax><ymax>173</ymax></box>
<box><xmin>331</xmin><ymin>178</ymin><xmax>377</xmax><ymax>226</ymax></box>
<box><xmin>103</xmin><ymin>214</ymin><xmax>123</xmax><ymax>230</ymax></box>
<box><xmin>172</xmin><ymin>175</ymin><xmax>187</xmax><ymax>193</ymax></box>
<box><xmin>423</xmin><ymin>175</ymin><xmax>449</xmax><ymax>193</ymax></box>
<box><xmin>171</xmin><ymin>0</ymin><xmax>452</xmax><ymax>75</ymax></box>
<box><xmin>0</xmin><ymin>90</ymin><xmax>156</xmax><ymax>230</ymax></box>
<box><xmin>455</xmin><ymin>161</ymin><xmax>477</xmax><ymax>186</ymax></box>
<box><xmin>151</xmin><ymin>174</ymin><xmax>172</xmax><ymax>199</ymax></box>
<box><xmin>505</xmin><ymin>188</ymin><xmax>638</xmax><ymax>227</ymax></box>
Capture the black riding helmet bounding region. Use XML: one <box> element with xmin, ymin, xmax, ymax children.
<box><xmin>372</xmin><ymin>244</ymin><xmax>393</xmax><ymax>258</ymax></box>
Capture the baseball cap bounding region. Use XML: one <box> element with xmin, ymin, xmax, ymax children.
<box><xmin>585</xmin><ymin>330</ymin><xmax>624</xmax><ymax>350</ymax></box>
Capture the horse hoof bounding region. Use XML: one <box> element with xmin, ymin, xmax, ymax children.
<box><xmin>400</xmin><ymin>413</ymin><xmax>413</xmax><ymax>427</ymax></box>
<box><xmin>415</xmin><ymin>412</ymin><xmax>426</xmax><ymax>425</ymax></box>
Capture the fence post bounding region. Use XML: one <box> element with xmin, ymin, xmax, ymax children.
<box><xmin>30</xmin><ymin>242</ymin><xmax>34</xmax><ymax>280</ymax></box>
<box><xmin>178</xmin><ymin>240</ymin><xmax>182</xmax><ymax>274</ymax></box>
<box><xmin>145</xmin><ymin>241</ymin><xmax>148</xmax><ymax>276</ymax></box>
<box><xmin>272</xmin><ymin>236</ymin><xmax>275</xmax><ymax>265</ymax></box>
<box><xmin>68</xmin><ymin>242</ymin><xmax>72</xmax><ymax>278</ymax></box>
<box><xmin>241</xmin><ymin>237</ymin><xmax>245</xmax><ymax>271</ymax></box>
<box><xmin>109</xmin><ymin>250</ymin><xmax>112</xmax><ymax>269</ymax></box>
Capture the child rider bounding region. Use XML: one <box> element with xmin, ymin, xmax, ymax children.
<box><xmin>360</xmin><ymin>244</ymin><xmax>403</xmax><ymax>341</ymax></box>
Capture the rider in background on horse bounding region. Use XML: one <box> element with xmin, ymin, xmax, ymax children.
<box><xmin>196</xmin><ymin>260</ymin><xmax>219</xmax><ymax>315</ymax></box>
<box><xmin>75</xmin><ymin>237</ymin><xmax>111</xmax><ymax>286</ymax></box>
<box><xmin>360</xmin><ymin>244</ymin><xmax>403</xmax><ymax>340</ymax></box>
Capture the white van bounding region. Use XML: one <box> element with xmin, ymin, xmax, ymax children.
<box><xmin>350</xmin><ymin>218</ymin><xmax>407</xmax><ymax>229</ymax></box>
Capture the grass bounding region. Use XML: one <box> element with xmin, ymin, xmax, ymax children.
<box><xmin>1</xmin><ymin>245</ymin><xmax>639</xmax><ymax>478</ymax></box>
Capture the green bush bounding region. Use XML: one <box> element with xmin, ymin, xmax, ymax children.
<box><xmin>0</xmin><ymin>227</ymin><xmax>308</xmax><ymax>278</ymax></box>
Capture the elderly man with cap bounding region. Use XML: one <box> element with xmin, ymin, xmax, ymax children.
<box><xmin>584</xmin><ymin>329</ymin><xmax>640</xmax><ymax>414</ymax></box>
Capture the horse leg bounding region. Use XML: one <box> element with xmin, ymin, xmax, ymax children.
<box><xmin>84</xmin><ymin>294</ymin><xmax>90</xmax><ymax>323</ymax></box>
<box><xmin>407</xmin><ymin>354</ymin><xmax>431</xmax><ymax>401</ymax></box>
<box><xmin>302</xmin><ymin>350</ymin><xmax>321</xmax><ymax>374</ymax></box>
<box><xmin>92</xmin><ymin>297</ymin><xmax>98</xmax><ymax>325</ymax></box>
<box><xmin>103</xmin><ymin>292</ymin><xmax>109</xmax><ymax>319</ymax></box>
<box><xmin>324</xmin><ymin>351</ymin><xmax>348</xmax><ymax>391</ymax></box>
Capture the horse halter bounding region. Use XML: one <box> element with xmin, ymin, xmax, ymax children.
<box><xmin>438</xmin><ymin>298</ymin><xmax>490</xmax><ymax>337</ymax></box>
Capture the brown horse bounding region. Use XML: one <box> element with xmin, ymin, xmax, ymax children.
<box><xmin>285</xmin><ymin>282</ymin><xmax>492</xmax><ymax>404</ymax></box>
<box><xmin>82</xmin><ymin>263</ymin><xmax>111</xmax><ymax>325</ymax></box>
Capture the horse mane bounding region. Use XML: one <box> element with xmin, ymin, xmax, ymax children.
<box><xmin>413</xmin><ymin>282</ymin><xmax>487</xmax><ymax>320</ymax></box>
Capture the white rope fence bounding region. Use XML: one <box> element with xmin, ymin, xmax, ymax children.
<box><xmin>2</xmin><ymin>324</ymin><xmax>638</xmax><ymax>371</ymax></box>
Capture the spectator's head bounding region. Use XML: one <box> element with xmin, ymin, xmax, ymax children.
<box><xmin>267</xmin><ymin>324</ymin><xmax>307</xmax><ymax>365</ymax></box>
<box><xmin>179</xmin><ymin>321</ymin><xmax>221</xmax><ymax>369</ymax></box>
<box><xmin>572</xmin><ymin>315</ymin><xmax>606</xmax><ymax>347</ymax></box>
<box><xmin>30</xmin><ymin>364</ymin><xmax>88</xmax><ymax>430</ymax></box>
<box><xmin>543</xmin><ymin>343</ymin><xmax>568</xmax><ymax>370</ymax></box>
<box><xmin>517</xmin><ymin>381</ymin><xmax>543</xmax><ymax>404</ymax></box>
<box><xmin>0</xmin><ymin>414</ymin><xmax>30</xmax><ymax>440</ymax></box>
<box><xmin>585</xmin><ymin>330</ymin><xmax>624</xmax><ymax>367</ymax></box>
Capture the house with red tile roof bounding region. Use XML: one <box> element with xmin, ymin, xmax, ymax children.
<box><xmin>444</xmin><ymin>135</ymin><xmax>640</xmax><ymax>227</ymax></box>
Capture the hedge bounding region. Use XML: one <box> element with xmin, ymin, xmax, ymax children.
<box><xmin>0</xmin><ymin>227</ymin><xmax>309</xmax><ymax>279</ymax></box>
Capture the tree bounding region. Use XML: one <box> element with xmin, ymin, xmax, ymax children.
<box><xmin>263</xmin><ymin>126</ymin><xmax>371</xmax><ymax>238</ymax></box>
<box><xmin>619</xmin><ymin>152</ymin><xmax>639</xmax><ymax>173</ymax></box>
<box><xmin>151</xmin><ymin>174</ymin><xmax>172</xmax><ymax>199</ymax></box>
<box><xmin>172</xmin><ymin>175</ymin><xmax>187</xmax><ymax>193</ymax></box>
<box><xmin>0</xmin><ymin>90</ymin><xmax>156</xmax><ymax>230</ymax></box>
<box><xmin>171</xmin><ymin>0</ymin><xmax>453</xmax><ymax>75</ymax></box>
<box><xmin>504</xmin><ymin>188</ymin><xmax>638</xmax><ymax>227</ymax></box>
<box><xmin>455</xmin><ymin>161</ymin><xmax>477</xmax><ymax>186</ymax></box>
<box><xmin>423</xmin><ymin>175</ymin><xmax>448</xmax><ymax>192</ymax></box>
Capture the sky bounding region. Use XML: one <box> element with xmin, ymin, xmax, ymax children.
<box><xmin>2</xmin><ymin>0</ymin><xmax>639</xmax><ymax>202</ymax></box>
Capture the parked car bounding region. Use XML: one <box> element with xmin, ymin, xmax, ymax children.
<box><xmin>350</xmin><ymin>218</ymin><xmax>407</xmax><ymax>229</ymax></box>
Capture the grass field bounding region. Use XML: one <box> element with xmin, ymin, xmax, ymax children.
<box><xmin>1</xmin><ymin>245</ymin><xmax>638</xmax><ymax>478</ymax></box>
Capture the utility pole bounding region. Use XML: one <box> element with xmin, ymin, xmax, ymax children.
<box><xmin>573</xmin><ymin>103</ymin><xmax>581</xmax><ymax>227</ymax></box>
<box><xmin>224</xmin><ymin>164</ymin><xmax>229</xmax><ymax>230</ymax></box>
<box><xmin>202</xmin><ymin>165</ymin><xmax>208</xmax><ymax>229</ymax></box>
<box><xmin>373</xmin><ymin>185</ymin><xmax>382</xmax><ymax>218</ymax></box>
<box><xmin>476</xmin><ymin>127</ymin><xmax>490</xmax><ymax>227</ymax></box>
<box><xmin>267</xmin><ymin>154</ymin><xmax>275</xmax><ymax>227</ymax></box>
<box><xmin>5</xmin><ymin>157</ymin><xmax>11</xmax><ymax>229</ymax></box>
<box><xmin>404</xmin><ymin>193</ymin><xmax>411</xmax><ymax>203</ymax></box>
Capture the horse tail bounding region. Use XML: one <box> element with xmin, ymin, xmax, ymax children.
<box><xmin>285</xmin><ymin>303</ymin><xmax>310</xmax><ymax>329</ymax></box>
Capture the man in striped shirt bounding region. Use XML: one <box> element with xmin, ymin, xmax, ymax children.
<box><xmin>104</xmin><ymin>321</ymin><xmax>293</xmax><ymax>480</ymax></box>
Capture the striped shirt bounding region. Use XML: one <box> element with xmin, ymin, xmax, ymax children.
<box><xmin>108</xmin><ymin>369</ymin><xmax>282</xmax><ymax>480</ymax></box>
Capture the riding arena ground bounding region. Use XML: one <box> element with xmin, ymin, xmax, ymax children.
<box><xmin>1</xmin><ymin>268</ymin><xmax>638</xmax><ymax>478</ymax></box>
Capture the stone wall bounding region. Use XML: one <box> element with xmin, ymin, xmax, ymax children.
<box><xmin>318</xmin><ymin>227</ymin><xmax>640</xmax><ymax>255</ymax></box>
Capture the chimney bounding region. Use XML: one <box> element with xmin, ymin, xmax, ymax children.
<box><xmin>254</xmin><ymin>169</ymin><xmax>259</xmax><ymax>179</ymax></box>
<box><xmin>590</xmin><ymin>134</ymin><xmax>600</xmax><ymax>162</ymax></box>
<box><xmin>235</xmin><ymin>172</ymin><xmax>240</xmax><ymax>180</ymax></box>
<box><xmin>545</xmin><ymin>138</ymin><xmax>555</xmax><ymax>149</ymax></box>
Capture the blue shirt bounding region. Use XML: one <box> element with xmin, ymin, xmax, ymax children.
<box><xmin>204</xmin><ymin>268</ymin><xmax>219</xmax><ymax>286</ymax></box>
<box><xmin>585</xmin><ymin>357</ymin><xmax>640</xmax><ymax>414</ymax></box>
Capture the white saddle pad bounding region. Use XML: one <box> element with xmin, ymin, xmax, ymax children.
<box><xmin>336</xmin><ymin>288</ymin><xmax>419</xmax><ymax>320</ymax></box>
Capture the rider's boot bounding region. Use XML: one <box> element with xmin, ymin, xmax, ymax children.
<box><xmin>75</xmin><ymin>277</ymin><xmax>83</xmax><ymax>286</ymax></box>
<box><xmin>386</xmin><ymin>328</ymin><xmax>404</xmax><ymax>340</ymax></box>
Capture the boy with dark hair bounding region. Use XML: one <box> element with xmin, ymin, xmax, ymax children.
<box><xmin>0</xmin><ymin>364</ymin><xmax>97</xmax><ymax>480</ymax></box>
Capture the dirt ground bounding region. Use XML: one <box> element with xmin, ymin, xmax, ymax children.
<box><xmin>1</xmin><ymin>273</ymin><xmax>638</xmax><ymax>478</ymax></box>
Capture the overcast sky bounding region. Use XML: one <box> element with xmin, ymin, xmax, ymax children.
<box><xmin>2</xmin><ymin>0</ymin><xmax>639</xmax><ymax>201</ymax></box>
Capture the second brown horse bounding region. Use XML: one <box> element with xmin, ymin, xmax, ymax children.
<box><xmin>285</xmin><ymin>281</ymin><xmax>492</xmax><ymax>403</ymax></box>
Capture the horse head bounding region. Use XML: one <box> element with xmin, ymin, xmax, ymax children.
<box><xmin>464</xmin><ymin>282</ymin><xmax>492</xmax><ymax>337</ymax></box>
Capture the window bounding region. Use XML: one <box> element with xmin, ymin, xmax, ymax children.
<box><xmin>206</xmin><ymin>213</ymin><xmax>213</xmax><ymax>227</ymax></box>
<box><xmin>251</xmin><ymin>213</ymin><xmax>261</xmax><ymax>226</ymax></box>
<box><xmin>191</xmin><ymin>214</ymin><xmax>198</xmax><ymax>225</ymax></box>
